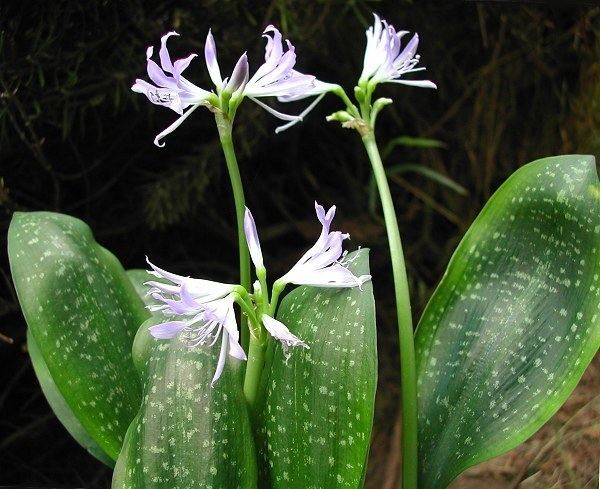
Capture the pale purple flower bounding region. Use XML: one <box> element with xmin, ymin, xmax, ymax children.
<box><xmin>243</xmin><ymin>203</ymin><xmax>371</xmax><ymax>289</ymax></box>
<box><xmin>244</xmin><ymin>208</ymin><xmax>263</xmax><ymax>269</ymax></box>
<box><xmin>205</xmin><ymin>25</ymin><xmax>330</xmax><ymax>129</ymax></box>
<box><xmin>145</xmin><ymin>258</ymin><xmax>245</xmax><ymax>385</ymax></box>
<box><xmin>281</xmin><ymin>203</ymin><xmax>371</xmax><ymax>288</ymax></box>
<box><xmin>133</xmin><ymin>26</ymin><xmax>330</xmax><ymax>145</ymax></box>
<box><xmin>359</xmin><ymin>14</ymin><xmax>436</xmax><ymax>89</ymax></box>
<box><xmin>261</xmin><ymin>314</ymin><xmax>308</xmax><ymax>350</ymax></box>
<box><xmin>132</xmin><ymin>32</ymin><xmax>214</xmax><ymax>147</ymax></box>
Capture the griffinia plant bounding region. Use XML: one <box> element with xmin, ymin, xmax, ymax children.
<box><xmin>7</xmin><ymin>12</ymin><xmax>599</xmax><ymax>489</ymax></box>
<box><xmin>131</xmin><ymin>25</ymin><xmax>338</xmax><ymax>353</ymax></box>
<box><xmin>145</xmin><ymin>203</ymin><xmax>369</xmax><ymax>405</ymax></box>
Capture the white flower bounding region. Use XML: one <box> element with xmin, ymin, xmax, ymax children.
<box><xmin>261</xmin><ymin>314</ymin><xmax>308</xmax><ymax>350</ymax></box>
<box><xmin>244</xmin><ymin>203</ymin><xmax>371</xmax><ymax>289</ymax></box>
<box><xmin>145</xmin><ymin>258</ymin><xmax>245</xmax><ymax>386</ymax></box>
<box><xmin>360</xmin><ymin>14</ymin><xmax>436</xmax><ymax>89</ymax></box>
<box><xmin>279</xmin><ymin>203</ymin><xmax>371</xmax><ymax>288</ymax></box>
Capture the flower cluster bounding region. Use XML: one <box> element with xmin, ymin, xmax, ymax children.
<box><xmin>133</xmin><ymin>26</ymin><xmax>335</xmax><ymax>146</ymax></box>
<box><xmin>146</xmin><ymin>203</ymin><xmax>370</xmax><ymax>384</ymax></box>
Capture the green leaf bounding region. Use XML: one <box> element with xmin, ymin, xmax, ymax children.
<box><xmin>27</xmin><ymin>329</ymin><xmax>114</xmax><ymax>467</ymax></box>
<box><xmin>112</xmin><ymin>317</ymin><xmax>258</xmax><ymax>488</ymax></box>
<box><xmin>382</xmin><ymin>136</ymin><xmax>446</xmax><ymax>158</ymax></box>
<box><xmin>127</xmin><ymin>269</ymin><xmax>153</xmax><ymax>307</ymax></box>
<box><xmin>415</xmin><ymin>155</ymin><xmax>600</xmax><ymax>488</ymax></box>
<box><xmin>387</xmin><ymin>164</ymin><xmax>468</xmax><ymax>196</ymax></box>
<box><xmin>8</xmin><ymin>212</ymin><xmax>148</xmax><ymax>461</ymax></box>
<box><xmin>259</xmin><ymin>249</ymin><xmax>377</xmax><ymax>488</ymax></box>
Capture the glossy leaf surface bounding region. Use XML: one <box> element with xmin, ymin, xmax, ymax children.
<box><xmin>260</xmin><ymin>249</ymin><xmax>377</xmax><ymax>488</ymax></box>
<box><xmin>415</xmin><ymin>155</ymin><xmax>600</xmax><ymax>488</ymax></box>
<box><xmin>127</xmin><ymin>269</ymin><xmax>154</xmax><ymax>307</ymax></box>
<box><xmin>112</xmin><ymin>317</ymin><xmax>257</xmax><ymax>488</ymax></box>
<box><xmin>27</xmin><ymin>329</ymin><xmax>114</xmax><ymax>466</ymax></box>
<box><xmin>9</xmin><ymin>212</ymin><xmax>147</xmax><ymax>460</ymax></box>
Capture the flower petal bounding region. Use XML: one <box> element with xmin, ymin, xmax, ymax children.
<box><xmin>244</xmin><ymin>208</ymin><xmax>264</xmax><ymax>269</ymax></box>
<box><xmin>224</xmin><ymin>52</ymin><xmax>249</xmax><ymax>93</ymax></box>
<box><xmin>248</xmin><ymin>96</ymin><xmax>302</xmax><ymax>122</ymax></box>
<box><xmin>173</xmin><ymin>53</ymin><xmax>198</xmax><ymax>77</ymax></box>
<box><xmin>205</xmin><ymin>29</ymin><xmax>223</xmax><ymax>88</ymax></box>
<box><xmin>146</xmin><ymin>257</ymin><xmax>188</xmax><ymax>284</ymax></box>
<box><xmin>228</xmin><ymin>334</ymin><xmax>247</xmax><ymax>360</ymax></box>
<box><xmin>153</xmin><ymin>104</ymin><xmax>202</xmax><ymax>147</ymax></box>
<box><xmin>146</xmin><ymin>59</ymin><xmax>178</xmax><ymax>89</ymax></box>
<box><xmin>262</xmin><ymin>314</ymin><xmax>308</xmax><ymax>348</ymax></box>
<box><xmin>132</xmin><ymin>79</ymin><xmax>184</xmax><ymax>114</ymax></box>
<box><xmin>159</xmin><ymin>31</ymin><xmax>179</xmax><ymax>73</ymax></box>
<box><xmin>148</xmin><ymin>320</ymin><xmax>187</xmax><ymax>339</ymax></box>
<box><xmin>211</xmin><ymin>330</ymin><xmax>229</xmax><ymax>386</ymax></box>
<box><xmin>388</xmin><ymin>79</ymin><xmax>437</xmax><ymax>89</ymax></box>
<box><xmin>275</xmin><ymin>92</ymin><xmax>326</xmax><ymax>133</ymax></box>
<box><xmin>286</xmin><ymin>264</ymin><xmax>371</xmax><ymax>288</ymax></box>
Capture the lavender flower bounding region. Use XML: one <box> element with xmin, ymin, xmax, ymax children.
<box><xmin>243</xmin><ymin>204</ymin><xmax>371</xmax><ymax>289</ymax></box>
<box><xmin>243</xmin><ymin>207</ymin><xmax>264</xmax><ymax>270</ymax></box>
<box><xmin>206</xmin><ymin>25</ymin><xmax>335</xmax><ymax>130</ymax></box>
<box><xmin>147</xmin><ymin>203</ymin><xmax>370</xmax><ymax>384</ymax></box>
<box><xmin>145</xmin><ymin>259</ymin><xmax>245</xmax><ymax>385</ymax></box>
<box><xmin>132</xmin><ymin>32</ymin><xmax>215</xmax><ymax>147</ymax></box>
<box><xmin>132</xmin><ymin>26</ymin><xmax>330</xmax><ymax>146</ymax></box>
<box><xmin>359</xmin><ymin>14</ymin><xmax>436</xmax><ymax>89</ymax></box>
<box><xmin>261</xmin><ymin>314</ymin><xmax>308</xmax><ymax>349</ymax></box>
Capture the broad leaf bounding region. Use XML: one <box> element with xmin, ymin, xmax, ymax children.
<box><xmin>112</xmin><ymin>317</ymin><xmax>257</xmax><ymax>488</ymax></box>
<box><xmin>415</xmin><ymin>155</ymin><xmax>600</xmax><ymax>488</ymax></box>
<box><xmin>127</xmin><ymin>269</ymin><xmax>154</xmax><ymax>307</ymax></box>
<box><xmin>27</xmin><ymin>329</ymin><xmax>114</xmax><ymax>466</ymax></box>
<box><xmin>259</xmin><ymin>249</ymin><xmax>377</xmax><ymax>488</ymax></box>
<box><xmin>8</xmin><ymin>212</ymin><xmax>148</xmax><ymax>461</ymax></box>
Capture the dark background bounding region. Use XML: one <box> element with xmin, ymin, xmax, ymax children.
<box><xmin>1</xmin><ymin>1</ymin><xmax>599</xmax><ymax>487</ymax></box>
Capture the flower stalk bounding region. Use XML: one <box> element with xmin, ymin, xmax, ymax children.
<box><xmin>361</xmin><ymin>131</ymin><xmax>418</xmax><ymax>489</ymax></box>
<box><xmin>214</xmin><ymin>112</ymin><xmax>251</xmax><ymax>352</ymax></box>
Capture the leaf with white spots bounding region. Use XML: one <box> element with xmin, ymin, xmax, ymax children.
<box><xmin>259</xmin><ymin>249</ymin><xmax>377</xmax><ymax>488</ymax></box>
<box><xmin>127</xmin><ymin>269</ymin><xmax>158</xmax><ymax>308</ymax></box>
<box><xmin>415</xmin><ymin>155</ymin><xmax>600</xmax><ymax>488</ymax></box>
<box><xmin>27</xmin><ymin>328</ymin><xmax>114</xmax><ymax>466</ymax></box>
<box><xmin>8</xmin><ymin>212</ymin><xmax>148</xmax><ymax>461</ymax></box>
<box><xmin>112</xmin><ymin>317</ymin><xmax>257</xmax><ymax>488</ymax></box>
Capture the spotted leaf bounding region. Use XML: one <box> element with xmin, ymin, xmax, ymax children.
<box><xmin>27</xmin><ymin>328</ymin><xmax>114</xmax><ymax>466</ymax></box>
<box><xmin>8</xmin><ymin>212</ymin><xmax>148</xmax><ymax>461</ymax></box>
<box><xmin>127</xmin><ymin>269</ymin><xmax>157</xmax><ymax>308</ymax></box>
<box><xmin>112</xmin><ymin>317</ymin><xmax>258</xmax><ymax>488</ymax></box>
<box><xmin>259</xmin><ymin>248</ymin><xmax>377</xmax><ymax>488</ymax></box>
<box><xmin>415</xmin><ymin>155</ymin><xmax>600</xmax><ymax>488</ymax></box>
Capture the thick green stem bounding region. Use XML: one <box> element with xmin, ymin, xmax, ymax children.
<box><xmin>243</xmin><ymin>335</ymin><xmax>265</xmax><ymax>412</ymax></box>
<box><xmin>215</xmin><ymin>113</ymin><xmax>251</xmax><ymax>352</ymax></box>
<box><xmin>362</xmin><ymin>132</ymin><xmax>418</xmax><ymax>489</ymax></box>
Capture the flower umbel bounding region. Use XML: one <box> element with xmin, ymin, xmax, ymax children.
<box><xmin>132</xmin><ymin>26</ymin><xmax>333</xmax><ymax>146</ymax></box>
<box><xmin>359</xmin><ymin>14</ymin><xmax>436</xmax><ymax>89</ymax></box>
<box><xmin>146</xmin><ymin>202</ymin><xmax>370</xmax><ymax>385</ymax></box>
<box><xmin>206</xmin><ymin>25</ymin><xmax>334</xmax><ymax>131</ymax></box>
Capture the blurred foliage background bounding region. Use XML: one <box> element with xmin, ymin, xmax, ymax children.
<box><xmin>0</xmin><ymin>0</ymin><xmax>599</xmax><ymax>487</ymax></box>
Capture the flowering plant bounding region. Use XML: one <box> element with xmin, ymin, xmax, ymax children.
<box><xmin>7</xmin><ymin>13</ymin><xmax>599</xmax><ymax>489</ymax></box>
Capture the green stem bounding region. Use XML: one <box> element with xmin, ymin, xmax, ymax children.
<box><xmin>268</xmin><ymin>280</ymin><xmax>286</xmax><ymax>316</ymax></box>
<box><xmin>215</xmin><ymin>113</ymin><xmax>251</xmax><ymax>352</ymax></box>
<box><xmin>243</xmin><ymin>335</ymin><xmax>265</xmax><ymax>412</ymax></box>
<box><xmin>361</xmin><ymin>132</ymin><xmax>418</xmax><ymax>489</ymax></box>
